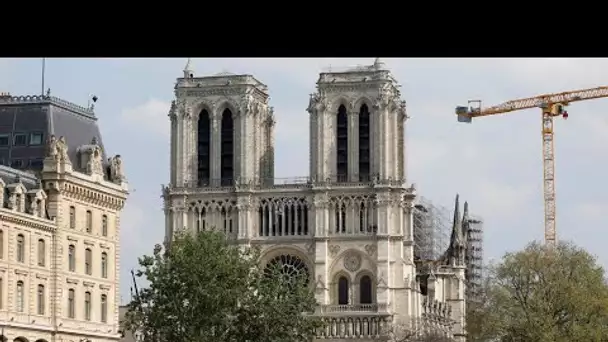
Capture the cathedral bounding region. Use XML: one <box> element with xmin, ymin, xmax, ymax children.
<box><xmin>162</xmin><ymin>58</ymin><xmax>468</xmax><ymax>341</ymax></box>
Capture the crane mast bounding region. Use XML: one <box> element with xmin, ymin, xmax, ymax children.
<box><xmin>455</xmin><ymin>86</ymin><xmax>608</xmax><ymax>246</ymax></box>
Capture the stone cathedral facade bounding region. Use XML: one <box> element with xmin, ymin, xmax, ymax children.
<box><xmin>162</xmin><ymin>59</ymin><xmax>467</xmax><ymax>341</ymax></box>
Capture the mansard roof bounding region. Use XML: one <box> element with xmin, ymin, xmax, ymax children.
<box><xmin>0</xmin><ymin>93</ymin><xmax>107</xmax><ymax>172</ymax></box>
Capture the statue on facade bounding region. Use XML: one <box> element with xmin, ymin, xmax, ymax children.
<box><xmin>109</xmin><ymin>155</ymin><xmax>125</xmax><ymax>182</ymax></box>
<box><xmin>57</xmin><ymin>136</ymin><xmax>69</xmax><ymax>162</ymax></box>
<box><xmin>86</xmin><ymin>146</ymin><xmax>104</xmax><ymax>175</ymax></box>
<box><xmin>46</xmin><ymin>135</ymin><xmax>58</xmax><ymax>159</ymax></box>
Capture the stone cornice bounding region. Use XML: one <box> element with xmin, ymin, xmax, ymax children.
<box><xmin>0</xmin><ymin>209</ymin><xmax>55</xmax><ymax>232</ymax></box>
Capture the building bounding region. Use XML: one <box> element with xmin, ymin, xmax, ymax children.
<box><xmin>162</xmin><ymin>58</ymin><xmax>467</xmax><ymax>341</ymax></box>
<box><xmin>413</xmin><ymin>196</ymin><xmax>485</xmax><ymax>307</ymax></box>
<box><xmin>0</xmin><ymin>93</ymin><xmax>128</xmax><ymax>342</ymax></box>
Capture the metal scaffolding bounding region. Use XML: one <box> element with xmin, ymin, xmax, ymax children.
<box><xmin>412</xmin><ymin>196</ymin><xmax>452</xmax><ymax>262</ymax></box>
<box><xmin>465</xmin><ymin>215</ymin><xmax>484</xmax><ymax>303</ymax></box>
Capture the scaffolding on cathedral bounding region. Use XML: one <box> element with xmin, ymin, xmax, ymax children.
<box><xmin>466</xmin><ymin>215</ymin><xmax>484</xmax><ymax>302</ymax></box>
<box><xmin>412</xmin><ymin>196</ymin><xmax>452</xmax><ymax>262</ymax></box>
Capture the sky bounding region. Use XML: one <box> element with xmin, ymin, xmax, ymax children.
<box><xmin>1</xmin><ymin>57</ymin><xmax>607</xmax><ymax>303</ymax></box>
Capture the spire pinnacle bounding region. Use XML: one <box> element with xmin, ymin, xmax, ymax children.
<box><xmin>373</xmin><ymin>58</ymin><xmax>386</xmax><ymax>70</ymax></box>
<box><xmin>183</xmin><ymin>58</ymin><xmax>193</xmax><ymax>78</ymax></box>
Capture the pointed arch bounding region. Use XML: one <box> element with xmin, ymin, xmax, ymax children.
<box><xmin>358</xmin><ymin>103</ymin><xmax>371</xmax><ymax>181</ymax></box>
<box><xmin>332</xmin><ymin>271</ymin><xmax>352</xmax><ymax>305</ymax></box>
<box><xmin>197</xmin><ymin>108</ymin><xmax>211</xmax><ymax>186</ymax></box>
<box><xmin>220</xmin><ymin>108</ymin><xmax>234</xmax><ymax>186</ymax></box>
<box><xmin>336</xmin><ymin>104</ymin><xmax>348</xmax><ymax>182</ymax></box>
<box><xmin>355</xmin><ymin>271</ymin><xmax>375</xmax><ymax>304</ymax></box>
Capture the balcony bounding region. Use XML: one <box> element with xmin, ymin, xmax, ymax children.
<box><xmin>320</xmin><ymin>303</ymin><xmax>388</xmax><ymax>314</ymax></box>
<box><xmin>316</xmin><ymin>313</ymin><xmax>392</xmax><ymax>340</ymax></box>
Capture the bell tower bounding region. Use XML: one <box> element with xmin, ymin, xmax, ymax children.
<box><xmin>307</xmin><ymin>58</ymin><xmax>408</xmax><ymax>184</ymax></box>
<box><xmin>170</xmin><ymin>61</ymin><xmax>275</xmax><ymax>188</ymax></box>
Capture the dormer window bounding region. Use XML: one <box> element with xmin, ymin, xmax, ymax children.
<box><xmin>13</xmin><ymin>133</ymin><xmax>27</xmax><ymax>146</ymax></box>
<box><xmin>29</xmin><ymin>132</ymin><xmax>43</xmax><ymax>146</ymax></box>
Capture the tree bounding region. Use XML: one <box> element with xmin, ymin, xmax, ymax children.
<box><xmin>467</xmin><ymin>241</ymin><xmax>608</xmax><ymax>342</ymax></box>
<box><xmin>123</xmin><ymin>230</ymin><xmax>322</xmax><ymax>342</ymax></box>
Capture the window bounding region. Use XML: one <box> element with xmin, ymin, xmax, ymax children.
<box><xmin>0</xmin><ymin>134</ymin><xmax>9</xmax><ymax>147</ymax></box>
<box><xmin>102</xmin><ymin>214</ymin><xmax>108</xmax><ymax>237</ymax></box>
<box><xmin>338</xmin><ymin>276</ymin><xmax>349</xmax><ymax>305</ymax></box>
<box><xmin>85</xmin><ymin>248</ymin><xmax>92</xmax><ymax>275</ymax></box>
<box><xmin>29</xmin><ymin>132</ymin><xmax>44</xmax><ymax>146</ymax></box>
<box><xmin>38</xmin><ymin>239</ymin><xmax>45</xmax><ymax>266</ymax></box>
<box><xmin>86</xmin><ymin>210</ymin><xmax>92</xmax><ymax>233</ymax></box>
<box><xmin>29</xmin><ymin>159</ymin><xmax>44</xmax><ymax>170</ymax></box>
<box><xmin>37</xmin><ymin>284</ymin><xmax>45</xmax><ymax>315</ymax></box>
<box><xmin>68</xmin><ymin>244</ymin><xmax>75</xmax><ymax>272</ymax></box>
<box><xmin>16</xmin><ymin>234</ymin><xmax>24</xmax><ymax>263</ymax></box>
<box><xmin>101</xmin><ymin>252</ymin><xmax>108</xmax><ymax>278</ymax></box>
<box><xmin>10</xmin><ymin>159</ymin><xmax>23</xmax><ymax>169</ymax></box>
<box><xmin>84</xmin><ymin>291</ymin><xmax>91</xmax><ymax>320</ymax></box>
<box><xmin>69</xmin><ymin>206</ymin><xmax>75</xmax><ymax>229</ymax></box>
<box><xmin>0</xmin><ymin>229</ymin><xmax>4</xmax><ymax>259</ymax></box>
<box><xmin>0</xmin><ymin>277</ymin><xmax>3</xmax><ymax>309</ymax></box>
<box><xmin>16</xmin><ymin>281</ymin><xmax>24</xmax><ymax>312</ymax></box>
<box><xmin>359</xmin><ymin>275</ymin><xmax>373</xmax><ymax>304</ymax></box>
<box><xmin>13</xmin><ymin>133</ymin><xmax>27</xmax><ymax>146</ymax></box>
<box><xmin>101</xmin><ymin>294</ymin><xmax>108</xmax><ymax>322</ymax></box>
<box><xmin>68</xmin><ymin>288</ymin><xmax>75</xmax><ymax>318</ymax></box>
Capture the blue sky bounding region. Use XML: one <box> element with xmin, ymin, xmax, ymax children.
<box><xmin>1</xmin><ymin>58</ymin><xmax>607</xmax><ymax>303</ymax></box>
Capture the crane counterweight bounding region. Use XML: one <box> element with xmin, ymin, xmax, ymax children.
<box><xmin>455</xmin><ymin>86</ymin><xmax>608</xmax><ymax>246</ymax></box>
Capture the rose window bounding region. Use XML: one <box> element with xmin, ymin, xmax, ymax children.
<box><xmin>264</xmin><ymin>254</ymin><xmax>310</xmax><ymax>285</ymax></box>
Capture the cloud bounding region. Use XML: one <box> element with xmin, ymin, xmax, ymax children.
<box><xmin>22</xmin><ymin>57</ymin><xmax>607</xmax><ymax>301</ymax></box>
<box><xmin>121</xmin><ymin>98</ymin><xmax>171</xmax><ymax>137</ymax></box>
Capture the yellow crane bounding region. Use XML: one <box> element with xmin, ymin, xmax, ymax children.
<box><xmin>455</xmin><ymin>86</ymin><xmax>608</xmax><ymax>246</ymax></box>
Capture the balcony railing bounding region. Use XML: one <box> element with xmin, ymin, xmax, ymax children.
<box><xmin>316</xmin><ymin>314</ymin><xmax>392</xmax><ymax>340</ymax></box>
<box><xmin>320</xmin><ymin>303</ymin><xmax>388</xmax><ymax>314</ymax></box>
<box><xmin>166</xmin><ymin>175</ymin><xmax>408</xmax><ymax>192</ymax></box>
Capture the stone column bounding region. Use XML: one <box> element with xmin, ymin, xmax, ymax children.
<box><xmin>211</xmin><ymin>115</ymin><xmax>221</xmax><ymax>185</ymax></box>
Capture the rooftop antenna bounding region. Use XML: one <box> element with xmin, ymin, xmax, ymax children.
<box><xmin>41</xmin><ymin>58</ymin><xmax>46</xmax><ymax>96</ymax></box>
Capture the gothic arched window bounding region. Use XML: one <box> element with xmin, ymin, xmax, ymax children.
<box><xmin>358</xmin><ymin>104</ymin><xmax>370</xmax><ymax>181</ymax></box>
<box><xmin>198</xmin><ymin>109</ymin><xmax>211</xmax><ymax>187</ymax></box>
<box><xmin>220</xmin><ymin>109</ymin><xmax>234</xmax><ymax>186</ymax></box>
<box><xmin>338</xmin><ymin>276</ymin><xmax>349</xmax><ymax>305</ymax></box>
<box><xmin>336</xmin><ymin>104</ymin><xmax>348</xmax><ymax>182</ymax></box>
<box><xmin>359</xmin><ymin>275</ymin><xmax>373</xmax><ymax>304</ymax></box>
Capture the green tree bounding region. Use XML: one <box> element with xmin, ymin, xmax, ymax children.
<box><xmin>123</xmin><ymin>230</ymin><xmax>322</xmax><ymax>342</ymax></box>
<box><xmin>467</xmin><ymin>241</ymin><xmax>608</xmax><ymax>342</ymax></box>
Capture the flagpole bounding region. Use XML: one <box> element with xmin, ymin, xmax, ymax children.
<box><xmin>41</xmin><ymin>58</ymin><xmax>46</xmax><ymax>96</ymax></box>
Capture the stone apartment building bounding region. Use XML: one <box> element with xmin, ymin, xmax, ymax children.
<box><xmin>0</xmin><ymin>94</ymin><xmax>128</xmax><ymax>342</ymax></box>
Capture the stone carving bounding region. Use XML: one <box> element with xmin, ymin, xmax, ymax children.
<box><xmin>344</xmin><ymin>252</ymin><xmax>362</xmax><ymax>272</ymax></box>
<box><xmin>46</xmin><ymin>135</ymin><xmax>58</xmax><ymax>159</ymax></box>
<box><xmin>86</xmin><ymin>144</ymin><xmax>104</xmax><ymax>176</ymax></box>
<box><xmin>109</xmin><ymin>155</ymin><xmax>125</xmax><ymax>183</ymax></box>
<box><xmin>307</xmin><ymin>93</ymin><xmax>326</xmax><ymax>114</ymax></box>
<box><xmin>329</xmin><ymin>245</ymin><xmax>340</xmax><ymax>257</ymax></box>
<box><xmin>364</xmin><ymin>244</ymin><xmax>377</xmax><ymax>256</ymax></box>
<box><xmin>315</xmin><ymin>275</ymin><xmax>326</xmax><ymax>294</ymax></box>
<box><xmin>240</xmin><ymin>88</ymin><xmax>255</xmax><ymax>115</ymax></box>
<box><xmin>305</xmin><ymin>241</ymin><xmax>315</xmax><ymax>254</ymax></box>
<box><xmin>374</xmin><ymin>84</ymin><xmax>392</xmax><ymax>110</ymax></box>
<box><xmin>57</xmin><ymin>136</ymin><xmax>69</xmax><ymax>162</ymax></box>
